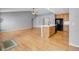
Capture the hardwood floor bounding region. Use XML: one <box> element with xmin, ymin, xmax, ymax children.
<box><xmin>0</xmin><ymin>29</ymin><xmax>79</xmax><ymax>51</ymax></box>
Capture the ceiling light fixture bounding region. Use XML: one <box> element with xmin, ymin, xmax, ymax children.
<box><xmin>32</xmin><ymin>8</ymin><xmax>38</xmax><ymax>15</ymax></box>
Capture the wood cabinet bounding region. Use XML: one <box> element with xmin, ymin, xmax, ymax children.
<box><xmin>63</xmin><ymin>26</ymin><xmax>69</xmax><ymax>32</ymax></box>
<box><xmin>49</xmin><ymin>26</ymin><xmax>55</xmax><ymax>37</ymax></box>
<box><xmin>55</xmin><ymin>13</ymin><xmax>69</xmax><ymax>21</ymax></box>
<box><xmin>42</xmin><ymin>26</ymin><xmax>55</xmax><ymax>38</ymax></box>
<box><xmin>55</xmin><ymin>13</ymin><xmax>69</xmax><ymax>32</ymax></box>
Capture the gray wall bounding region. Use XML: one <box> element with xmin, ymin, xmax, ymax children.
<box><xmin>33</xmin><ymin>14</ymin><xmax>55</xmax><ymax>28</ymax></box>
<box><xmin>69</xmin><ymin>8</ymin><xmax>79</xmax><ymax>47</ymax></box>
<box><xmin>33</xmin><ymin>15</ymin><xmax>43</xmax><ymax>28</ymax></box>
<box><xmin>1</xmin><ymin>11</ymin><xmax>34</xmax><ymax>32</ymax></box>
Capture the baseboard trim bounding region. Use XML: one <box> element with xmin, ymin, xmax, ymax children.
<box><xmin>0</xmin><ymin>27</ymin><xmax>32</xmax><ymax>32</ymax></box>
<box><xmin>69</xmin><ymin>43</ymin><xmax>79</xmax><ymax>48</ymax></box>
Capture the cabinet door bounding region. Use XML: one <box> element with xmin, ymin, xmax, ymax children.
<box><xmin>49</xmin><ymin>26</ymin><xmax>55</xmax><ymax>37</ymax></box>
<box><xmin>56</xmin><ymin>13</ymin><xmax>69</xmax><ymax>21</ymax></box>
<box><xmin>64</xmin><ymin>14</ymin><xmax>69</xmax><ymax>21</ymax></box>
<box><xmin>64</xmin><ymin>26</ymin><xmax>69</xmax><ymax>32</ymax></box>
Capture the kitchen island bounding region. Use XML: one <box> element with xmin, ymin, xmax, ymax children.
<box><xmin>41</xmin><ymin>25</ymin><xmax>55</xmax><ymax>38</ymax></box>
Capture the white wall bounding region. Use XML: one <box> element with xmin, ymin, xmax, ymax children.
<box><xmin>1</xmin><ymin>11</ymin><xmax>34</xmax><ymax>32</ymax></box>
<box><xmin>33</xmin><ymin>15</ymin><xmax>43</xmax><ymax>28</ymax></box>
<box><xmin>69</xmin><ymin>8</ymin><xmax>79</xmax><ymax>47</ymax></box>
<box><xmin>33</xmin><ymin>14</ymin><xmax>55</xmax><ymax>28</ymax></box>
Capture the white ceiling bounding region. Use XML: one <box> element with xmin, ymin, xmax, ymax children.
<box><xmin>0</xmin><ymin>8</ymin><xmax>69</xmax><ymax>14</ymax></box>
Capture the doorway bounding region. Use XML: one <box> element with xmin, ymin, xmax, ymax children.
<box><xmin>55</xmin><ymin>18</ymin><xmax>63</xmax><ymax>33</ymax></box>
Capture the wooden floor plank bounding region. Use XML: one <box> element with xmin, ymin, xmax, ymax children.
<box><xmin>0</xmin><ymin>29</ymin><xmax>79</xmax><ymax>51</ymax></box>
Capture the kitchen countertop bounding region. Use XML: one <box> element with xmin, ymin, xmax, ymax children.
<box><xmin>41</xmin><ymin>21</ymin><xmax>69</xmax><ymax>28</ymax></box>
<box><xmin>41</xmin><ymin>24</ymin><xmax>55</xmax><ymax>27</ymax></box>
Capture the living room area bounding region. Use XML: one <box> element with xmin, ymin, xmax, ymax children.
<box><xmin>0</xmin><ymin>8</ymin><xmax>79</xmax><ymax>51</ymax></box>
